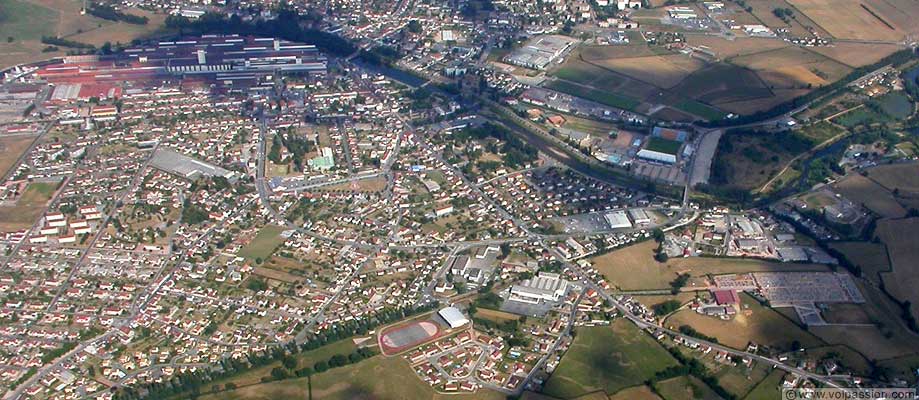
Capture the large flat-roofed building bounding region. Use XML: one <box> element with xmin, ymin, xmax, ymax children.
<box><xmin>604</xmin><ymin>210</ymin><xmax>633</xmax><ymax>229</ymax></box>
<box><xmin>509</xmin><ymin>272</ymin><xmax>569</xmax><ymax>304</ymax></box>
<box><xmin>637</xmin><ymin>149</ymin><xmax>677</xmax><ymax>164</ymax></box>
<box><xmin>34</xmin><ymin>35</ymin><xmax>327</xmax><ymax>88</ymax></box>
<box><xmin>438</xmin><ymin>307</ymin><xmax>470</xmax><ymax>329</ymax></box>
<box><xmin>504</xmin><ymin>35</ymin><xmax>577</xmax><ymax>70</ymax></box>
<box><xmin>150</xmin><ymin>148</ymin><xmax>237</xmax><ymax>182</ymax></box>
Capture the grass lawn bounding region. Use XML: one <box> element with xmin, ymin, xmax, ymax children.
<box><xmin>238</xmin><ymin>225</ymin><xmax>286</xmax><ymax>261</ymax></box>
<box><xmin>545</xmin><ymin>79</ymin><xmax>640</xmax><ymax>111</ymax></box>
<box><xmin>542</xmin><ymin>320</ymin><xmax>678</xmax><ymax>398</ymax></box>
<box><xmin>645</xmin><ymin>137</ymin><xmax>682</xmax><ymax>155</ymax></box>
<box><xmin>654</xmin><ymin>375</ymin><xmax>723</xmax><ymax>400</ymax></box>
<box><xmin>674</xmin><ymin>100</ymin><xmax>728</xmax><ymax>121</ymax></box>
<box><xmin>20</xmin><ymin>181</ymin><xmax>58</xmax><ymax>203</ymax></box>
<box><xmin>664</xmin><ymin>293</ymin><xmax>824</xmax><ymax>351</ymax></box>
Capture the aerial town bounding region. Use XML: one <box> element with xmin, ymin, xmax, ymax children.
<box><xmin>0</xmin><ymin>0</ymin><xmax>919</xmax><ymax>399</ymax></box>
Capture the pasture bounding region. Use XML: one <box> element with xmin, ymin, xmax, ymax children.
<box><xmin>731</xmin><ymin>46</ymin><xmax>852</xmax><ymax>88</ymax></box>
<box><xmin>653</xmin><ymin>375</ymin><xmax>723</xmax><ymax>400</ymax></box>
<box><xmin>833</xmin><ymin>174</ymin><xmax>906</xmax><ymax>218</ymax></box>
<box><xmin>828</xmin><ymin>241</ymin><xmax>890</xmax><ymax>284</ymax></box>
<box><xmin>875</xmin><ymin>217</ymin><xmax>919</xmax><ymax>322</ymax></box>
<box><xmin>741</xmin><ymin>369</ymin><xmax>784</xmax><ymax>400</ymax></box>
<box><xmin>609</xmin><ymin>385</ymin><xmax>663</xmax><ymax>400</ymax></box>
<box><xmin>866</xmin><ymin>162</ymin><xmax>919</xmax><ymax>193</ymax></box>
<box><xmin>810</xmin><ymin>281</ymin><xmax>919</xmax><ymax>360</ymax></box>
<box><xmin>542</xmin><ymin>320</ymin><xmax>678</xmax><ymax>399</ymax></box>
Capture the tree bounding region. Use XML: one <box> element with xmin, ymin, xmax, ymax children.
<box><xmin>282</xmin><ymin>355</ymin><xmax>298</xmax><ymax>370</ymax></box>
<box><xmin>270</xmin><ymin>367</ymin><xmax>289</xmax><ymax>380</ymax></box>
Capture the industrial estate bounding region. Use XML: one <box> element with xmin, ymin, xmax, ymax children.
<box><xmin>0</xmin><ymin>0</ymin><xmax>919</xmax><ymax>399</ymax></box>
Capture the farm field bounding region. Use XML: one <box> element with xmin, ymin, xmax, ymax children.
<box><xmin>811</xmin><ymin>42</ymin><xmax>904</xmax><ymax>68</ymax></box>
<box><xmin>664</xmin><ymin>293</ymin><xmax>824</xmax><ymax>350</ymax></box>
<box><xmin>686</xmin><ymin>36</ymin><xmax>788</xmax><ymax>59</ymax></box>
<box><xmin>731</xmin><ymin>47</ymin><xmax>851</xmax><ymax>88</ymax></box>
<box><xmin>875</xmin><ymin>217</ymin><xmax>919</xmax><ymax>323</ymax></box>
<box><xmin>591</xmin><ymin>240</ymin><xmax>831</xmax><ymax>291</ymax></box>
<box><xmin>238</xmin><ymin>225</ymin><xmax>287</xmax><ymax>261</ymax></box>
<box><xmin>541</xmin><ymin>320</ymin><xmax>678</xmax><ymax>399</ymax></box>
<box><xmin>653</xmin><ymin>375</ymin><xmax>723</xmax><ymax>400</ymax></box>
<box><xmin>589</xmin><ymin>54</ymin><xmax>706</xmax><ymax>89</ymax></box>
<box><xmin>713</xmin><ymin>360</ymin><xmax>771</xmax><ymax>399</ymax></box>
<box><xmin>833</xmin><ymin>174</ymin><xmax>906</xmax><ymax>218</ymax></box>
<box><xmin>787</xmin><ymin>0</ymin><xmax>909</xmax><ymax>42</ymax></box>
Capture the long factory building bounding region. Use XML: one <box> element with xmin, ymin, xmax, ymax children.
<box><xmin>34</xmin><ymin>35</ymin><xmax>327</xmax><ymax>88</ymax></box>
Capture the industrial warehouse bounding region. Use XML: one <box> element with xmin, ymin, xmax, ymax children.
<box><xmin>35</xmin><ymin>35</ymin><xmax>327</xmax><ymax>90</ymax></box>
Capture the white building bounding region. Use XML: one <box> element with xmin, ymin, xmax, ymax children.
<box><xmin>509</xmin><ymin>272</ymin><xmax>569</xmax><ymax>304</ymax></box>
<box><xmin>604</xmin><ymin>211</ymin><xmax>633</xmax><ymax>229</ymax></box>
<box><xmin>637</xmin><ymin>149</ymin><xmax>677</xmax><ymax>164</ymax></box>
<box><xmin>439</xmin><ymin>307</ymin><xmax>470</xmax><ymax>329</ymax></box>
<box><xmin>628</xmin><ymin>209</ymin><xmax>652</xmax><ymax>225</ymax></box>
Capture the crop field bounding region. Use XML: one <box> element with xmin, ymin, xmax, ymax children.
<box><xmin>875</xmin><ymin>217</ymin><xmax>919</xmax><ymax>323</ymax></box>
<box><xmin>811</xmin><ymin>42</ymin><xmax>904</xmax><ymax>68</ymax></box>
<box><xmin>731</xmin><ymin>47</ymin><xmax>852</xmax><ymax>88</ymax></box>
<box><xmin>687</xmin><ymin>36</ymin><xmax>788</xmax><ymax>59</ymax></box>
<box><xmin>653</xmin><ymin>375</ymin><xmax>723</xmax><ymax>400</ymax></box>
<box><xmin>588</xmin><ymin>54</ymin><xmax>706</xmax><ymax>89</ymax></box>
<box><xmin>664</xmin><ymin>293</ymin><xmax>824</xmax><ymax>350</ymax></box>
<box><xmin>591</xmin><ymin>240</ymin><xmax>831</xmax><ymax>291</ymax></box>
<box><xmin>238</xmin><ymin>225</ymin><xmax>287</xmax><ymax>261</ymax></box>
<box><xmin>833</xmin><ymin>174</ymin><xmax>906</xmax><ymax>218</ymax></box>
<box><xmin>542</xmin><ymin>320</ymin><xmax>678</xmax><ymax>399</ymax></box>
<box><xmin>788</xmin><ymin>0</ymin><xmax>910</xmax><ymax>41</ymax></box>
